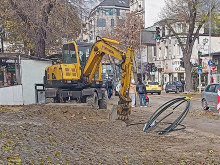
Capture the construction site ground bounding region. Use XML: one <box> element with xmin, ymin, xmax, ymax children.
<box><xmin>0</xmin><ymin>92</ymin><xmax>220</xmax><ymax>165</ymax></box>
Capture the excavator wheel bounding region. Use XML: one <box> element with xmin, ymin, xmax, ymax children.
<box><xmin>98</xmin><ymin>92</ymin><xmax>107</xmax><ymax>109</ymax></box>
<box><xmin>86</xmin><ymin>92</ymin><xmax>99</xmax><ymax>110</ymax></box>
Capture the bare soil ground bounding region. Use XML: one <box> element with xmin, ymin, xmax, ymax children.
<box><xmin>0</xmin><ymin>99</ymin><xmax>219</xmax><ymax>165</ymax></box>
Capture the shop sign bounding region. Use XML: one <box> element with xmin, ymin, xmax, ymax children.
<box><xmin>164</xmin><ymin>59</ymin><xmax>185</xmax><ymax>73</ymax></box>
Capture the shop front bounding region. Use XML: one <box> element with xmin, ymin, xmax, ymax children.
<box><xmin>0</xmin><ymin>59</ymin><xmax>19</xmax><ymax>87</ymax></box>
<box><xmin>163</xmin><ymin>59</ymin><xmax>185</xmax><ymax>88</ymax></box>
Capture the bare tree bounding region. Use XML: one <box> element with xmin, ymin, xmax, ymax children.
<box><xmin>102</xmin><ymin>13</ymin><xmax>144</xmax><ymax>81</ymax></box>
<box><xmin>0</xmin><ymin>0</ymin><xmax>92</xmax><ymax>57</ymax></box>
<box><xmin>160</xmin><ymin>0</ymin><xmax>220</xmax><ymax>91</ymax></box>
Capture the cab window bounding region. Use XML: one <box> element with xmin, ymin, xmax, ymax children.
<box><xmin>78</xmin><ymin>45</ymin><xmax>92</xmax><ymax>67</ymax></box>
<box><xmin>62</xmin><ymin>43</ymin><xmax>77</xmax><ymax>64</ymax></box>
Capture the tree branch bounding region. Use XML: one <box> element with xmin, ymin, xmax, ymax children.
<box><xmin>8</xmin><ymin>0</ymin><xmax>34</xmax><ymax>28</ymax></box>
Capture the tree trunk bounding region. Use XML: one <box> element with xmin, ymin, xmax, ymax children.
<box><xmin>132</xmin><ymin>53</ymin><xmax>138</xmax><ymax>82</ymax></box>
<box><xmin>35</xmin><ymin>27</ymin><xmax>46</xmax><ymax>57</ymax></box>
<box><xmin>184</xmin><ymin>53</ymin><xmax>193</xmax><ymax>92</ymax></box>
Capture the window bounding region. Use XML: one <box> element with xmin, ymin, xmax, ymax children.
<box><xmin>153</xmin><ymin>46</ymin><xmax>156</xmax><ymax>56</ymax></box>
<box><xmin>148</xmin><ymin>82</ymin><xmax>159</xmax><ymax>85</ymax></box>
<box><xmin>105</xmin><ymin>8</ymin><xmax>114</xmax><ymax>15</ymax></box>
<box><xmin>162</xmin><ymin>26</ymin><xmax>165</xmax><ymax>37</ymax></box>
<box><xmin>111</xmin><ymin>19</ymin><xmax>114</xmax><ymax>27</ymax></box>
<box><xmin>116</xmin><ymin>9</ymin><xmax>120</xmax><ymax>16</ymax></box>
<box><xmin>152</xmin><ymin>33</ymin><xmax>155</xmax><ymax>39</ymax></box>
<box><xmin>78</xmin><ymin>45</ymin><xmax>92</xmax><ymax>67</ymax></box>
<box><xmin>97</xmin><ymin>18</ymin><xmax>106</xmax><ymax>27</ymax></box>
<box><xmin>205</xmin><ymin>84</ymin><xmax>217</xmax><ymax>93</ymax></box>
<box><xmin>62</xmin><ymin>43</ymin><xmax>77</xmax><ymax>64</ymax></box>
<box><xmin>167</xmin><ymin>82</ymin><xmax>174</xmax><ymax>85</ymax></box>
<box><xmin>215</xmin><ymin>85</ymin><xmax>220</xmax><ymax>93</ymax></box>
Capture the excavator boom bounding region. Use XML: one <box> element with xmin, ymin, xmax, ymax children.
<box><xmin>84</xmin><ymin>37</ymin><xmax>134</xmax><ymax>117</ymax></box>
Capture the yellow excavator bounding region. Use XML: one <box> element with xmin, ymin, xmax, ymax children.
<box><xmin>44</xmin><ymin>36</ymin><xmax>133</xmax><ymax>118</ymax></box>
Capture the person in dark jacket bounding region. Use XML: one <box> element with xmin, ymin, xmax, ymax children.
<box><xmin>106</xmin><ymin>79</ymin><xmax>113</xmax><ymax>99</ymax></box>
<box><xmin>136</xmin><ymin>79</ymin><xmax>147</xmax><ymax>107</ymax></box>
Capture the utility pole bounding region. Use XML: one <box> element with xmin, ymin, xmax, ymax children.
<box><xmin>80</xmin><ymin>10</ymin><xmax>83</xmax><ymax>42</ymax></box>
<box><xmin>208</xmin><ymin>0</ymin><xmax>212</xmax><ymax>84</ymax></box>
<box><xmin>139</xmin><ymin>21</ymin><xmax>143</xmax><ymax>81</ymax></box>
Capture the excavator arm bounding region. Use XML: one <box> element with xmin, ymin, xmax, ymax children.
<box><xmin>83</xmin><ymin>37</ymin><xmax>134</xmax><ymax>118</ymax></box>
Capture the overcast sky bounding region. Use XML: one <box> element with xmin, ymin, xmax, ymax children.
<box><xmin>144</xmin><ymin>0</ymin><xmax>165</xmax><ymax>28</ymax></box>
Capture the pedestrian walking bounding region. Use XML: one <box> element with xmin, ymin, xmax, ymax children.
<box><xmin>129</xmin><ymin>79</ymin><xmax>136</xmax><ymax>107</ymax></box>
<box><xmin>181</xmin><ymin>79</ymin><xmax>185</xmax><ymax>92</ymax></box>
<box><xmin>106</xmin><ymin>79</ymin><xmax>113</xmax><ymax>99</ymax></box>
<box><xmin>136</xmin><ymin>79</ymin><xmax>147</xmax><ymax>107</ymax></box>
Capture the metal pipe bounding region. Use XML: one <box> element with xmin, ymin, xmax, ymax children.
<box><xmin>140</xmin><ymin>22</ymin><xmax>142</xmax><ymax>81</ymax></box>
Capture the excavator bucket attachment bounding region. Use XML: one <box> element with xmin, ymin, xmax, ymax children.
<box><xmin>108</xmin><ymin>97</ymin><xmax>131</xmax><ymax>120</ymax></box>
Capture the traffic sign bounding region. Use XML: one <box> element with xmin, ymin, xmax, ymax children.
<box><xmin>197</xmin><ymin>69</ymin><xmax>202</xmax><ymax>74</ymax></box>
<box><xmin>208</xmin><ymin>60</ymin><xmax>213</xmax><ymax>66</ymax></box>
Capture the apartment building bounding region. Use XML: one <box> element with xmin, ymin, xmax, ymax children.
<box><xmin>83</xmin><ymin>0</ymin><xmax>130</xmax><ymax>43</ymax></box>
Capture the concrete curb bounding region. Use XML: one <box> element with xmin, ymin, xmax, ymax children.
<box><xmin>213</xmin><ymin>113</ymin><xmax>220</xmax><ymax>117</ymax></box>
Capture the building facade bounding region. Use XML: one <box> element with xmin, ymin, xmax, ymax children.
<box><xmin>83</xmin><ymin>0</ymin><xmax>130</xmax><ymax>43</ymax></box>
<box><xmin>152</xmin><ymin>20</ymin><xmax>220</xmax><ymax>90</ymax></box>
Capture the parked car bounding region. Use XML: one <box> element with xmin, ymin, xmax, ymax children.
<box><xmin>201</xmin><ymin>83</ymin><xmax>219</xmax><ymax>110</ymax></box>
<box><xmin>144</xmin><ymin>81</ymin><xmax>161</xmax><ymax>95</ymax></box>
<box><xmin>165</xmin><ymin>81</ymin><xmax>184</xmax><ymax>93</ymax></box>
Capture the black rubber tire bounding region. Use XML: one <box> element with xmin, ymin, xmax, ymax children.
<box><xmin>86</xmin><ymin>92</ymin><xmax>99</xmax><ymax>110</ymax></box>
<box><xmin>158</xmin><ymin>92</ymin><xmax>161</xmax><ymax>95</ymax></box>
<box><xmin>151</xmin><ymin>93</ymin><xmax>153</xmax><ymax>94</ymax></box>
<box><xmin>202</xmin><ymin>99</ymin><xmax>209</xmax><ymax>110</ymax></box>
<box><xmin>99</xmin><ymin>92</ymin><xmax>107</xmax><ymax>109</ymax></box>
<box><xmin>166</xmin><ymin>91</ymin><xmax>168</xmax><ymax>93</ymax></box>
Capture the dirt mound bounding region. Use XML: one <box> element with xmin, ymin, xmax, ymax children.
<box><xmin>20</xmin><ymin>104</ymin><xmax>109</xmax><ymax>122</ymax></box>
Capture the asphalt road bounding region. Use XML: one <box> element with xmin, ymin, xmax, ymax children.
<box><xmin>147</xmin><ymin>92</ymin><xmax>203</xmax><ymax>111</ymax></box>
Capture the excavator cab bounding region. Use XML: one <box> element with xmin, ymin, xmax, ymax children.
<box><xmin>62</xmin><ymin>42</ymin><xmax>102</xmax><ymax>82</ymax></box>
<box><xmin>45</xmin><ymin>42</ymin><xmax>102</xmax><ymax>89</ymax></box>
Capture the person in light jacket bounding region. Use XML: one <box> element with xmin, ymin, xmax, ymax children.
<box><xmin>129</xmin><ymin>79</ymin><xmax>137</xmax><ymax>107</ymax></box>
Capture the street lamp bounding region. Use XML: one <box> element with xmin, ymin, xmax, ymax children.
<box><xmin>0</xmin><ymin>25</ymin><xmax>4</xmax><ymax>53</ymax></box>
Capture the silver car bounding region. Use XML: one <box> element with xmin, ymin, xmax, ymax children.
<box><xmin>201</xmin><ymin>83</ymin><xmax>219</xmax><ymax>110</ymax></box>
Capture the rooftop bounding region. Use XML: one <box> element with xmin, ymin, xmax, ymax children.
<box><xmin>98</xmin><ymin>0</ymin><xmax>130</xmax><ymax>8</ymax></box>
